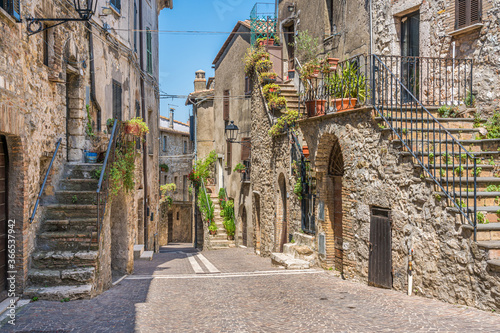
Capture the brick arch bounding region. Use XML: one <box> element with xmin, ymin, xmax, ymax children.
<box><xmin>314</xmin><ymin>133</ymin><xmax>344</xmax><ymax>175</ymax></box>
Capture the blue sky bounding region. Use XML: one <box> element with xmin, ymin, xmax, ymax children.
<box><xmin>158</xmin><ymin>1</ymin><xmax>260</xmax><ymax>124</ymax></box>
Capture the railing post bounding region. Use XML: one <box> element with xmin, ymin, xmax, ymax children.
<box><xmin>371</xmin><ymin>54</ymin><xmax>376</xmax><ymax>107</ymax></box>
<box><xmin>474</xmin><ymin>157</ymin><xmax>477</xmax><ymax>241</ymax></box>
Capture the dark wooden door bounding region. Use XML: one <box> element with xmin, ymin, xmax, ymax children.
<box><xmin>368</xmin><ymin>207</ymin><xmax>392</xmax><ymax>289</ymax></box>
<box><xmin>401</xmin><ymin>11</ymin><xmax>420</xmax><ymax>102</ymax></box>
<box><xmin>242</xmin><ymin>207</ymin><xmax>247</xmax><ymax>247</ymax></box>
<box><xmin>167</xmin><ymin>212</ymin><xmax>173</xmax><ymax>243</ymax></box>
<box><xmin>0</xmin><ymin>135</ymin><xmax>8</xmax><ymax>301</ymax></box>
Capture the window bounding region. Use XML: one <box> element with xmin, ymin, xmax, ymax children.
<box><xmin>135</xmin><ymin>101</ymin><xmax>141</xmax><ymax>149</ymax></box>
<box><xmin>0</xmin><ymin>0</ymin><xmax>21</xmax><ymax>21</ymax></box>
<box><xmin>134</xmin><ymin>1</ymin><xmax>138</xmax><ymax>52</ymax></box>
<box><xmin>112</xmin><ymin>80</ymin><xmax>122</xmax><ymax>121</ymax></box>
<box><xmin>146</xmin><ymin>28</ymin><xmax>153</xmax><ymax>74</ymax></box>
<box><xmin>163</xmin><ymin>136</ymin><xmax>167</xmax><ymax>152</ymax></box>
<box><xmin>183</xmin><ymin>141</ymin><xmax>187</xmax><ymax>154</ymax></box>
<box><xmin>164</xmin><ymin>175</ymin><xmax>167</xmax><ymax>184</ymax></box>
<box><xmin>455</xmin><ymin>0</ymin><xmax>481</xmax><ymax>29</ymax></box>
<box><xmin>174</xmin><ymin>176</ymin><xmax>178</xmax><ymax>187</ymax></box>
<box><xmin>223</xmin><ymin>90</ymin><xmax>230</xmax><ymax>121</ymax></box>
<box><xmin>245</xmin><ymin>76</ymin><xmax>253</xmax><ymax>97</ymax></box>
<box><xmin>241</xmin><ymin>137</ymin><xmax>251</xmax><ymax>161</ymax></box>
<box><xmin>226</xmin><ymin>141</ymin><xmax>232</xmax><ymax>170</ymax></box>
<box><xmin>110</xmin><ymin>0</ymin><xmax>121</xmax><ymax>13</ymax></box>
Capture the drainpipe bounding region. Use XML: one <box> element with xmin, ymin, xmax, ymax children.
<box><xmin>369</xmin><ymin>0</ymin><xmax>373</xmax><ymax>56</ymax></box>
<box><xmin>87</xmin><ymin>22</ymin><xmax>102</xmax><ymax>132</ymax></box>
<box><xmin>139</xmin><ymin>0</ymin><xmax>149</xmax><ymax>251</ymax></box>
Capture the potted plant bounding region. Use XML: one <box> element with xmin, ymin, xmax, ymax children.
<box><xmin>160</xmin><ymin>163</ymin><xmax>169</xmax><ymax>172</ymax></box>
<box><xmin>305</xmin><ymin>99</ymin><xmax>326</xmax><ymax>117</ymax></box>
<box><xmin>263</xmin><ymin>83</ymin><xmax>282</xmax><ymax>98</ymax></box>
<box><xmin>260</xmin><ymin>72</ymin><xmax>277</xmax><ymax>84</ymax></box>
<box><xmin>233</xmin><ymin>163</ymin><xmax>246</xmax><ymax>173</ymax></box>
<box><xmin>268</xmin><ymin>95</ymin><xmax>287</xmax><ymax>111</ymax></box>
<box><xmin>255</xmin><ymin>59</ymin><xmax>273</xmax><ymax>72</ymax></box>
<box><xmin>273</xmin><ymin>35</ymin><xmax>280</xmax><ymax>46</ymax></box>
<box><xmin>325</xmin><ymin>57</ymin><xmax>340</xmax><ymax>71</ymax></box>
<box><xmin>125</xmin><ymin>117</ymin><xmax>149</xmax><ymax>136</ymax></box>
<box><xmin>302</xmin><ymin>146</ymin><xmax>310</xmax><ymax>158</ymax></box>
<box><xmin>325</xmin><ymin>61</ymin><xmax>366</xmax><ymax>112</ymax></box>
<box><xmin>208</xmin><ymin>220</ymin><xmax>217</xmax><ymax>235</ymax></box>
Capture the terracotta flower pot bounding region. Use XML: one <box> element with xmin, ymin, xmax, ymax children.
<box><xmin>305</xmin><ymin>99</ymin><xmax>326</xmax><ymax>117</ymax></box>
<box><xmin>227</xmin><ymin>235</ymin><xmax>234</xmax><ymax>240</ymax></box>
<box><xmin>209</xmin><ymin>230</ymin><xmax>217</xmax><ymax>235</ymax></box>
<box><xmin>302</xmin><ymin>146</ymin><xmax>310</xmax><ymax>158</ymax></box>
<box><xmin>327</xmin><ymin>57</ymin><xmax>339</xmax><ymax>71</ymax></box>
<box><xmin>333</xmin><ymin>98</ymin><xmax>357</xmax><ymax>112</ymax></box>
<box><xmin>125</xmin><ymin>123</ymin><xmax>141</xmax><ymax>136</ymax></box>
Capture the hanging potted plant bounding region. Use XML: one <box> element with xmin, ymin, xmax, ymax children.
<box><xmin>260</xmin><ymin>71</ymin><xmax>277</xmax><ymax>84</ymax></box>
<box><xmin>160</xmin><ymin>163</ymin><xmax>169</xmax><ymax>172</ymax></box>
<box><xmin>268</xmin><ymin>95</ymin><xmax>287</xmax><ymax>111</ymax></box>
<box><xmin>233</xmin><ymin>163</ymin><xmax>246</xmax><ymax>173</ymax></box>
<box><xmin>255</xmin><ymin>59</ymin><xmax>273</xmax><ymax>72</ymax></box>
<box><xmin>125</xmin><ymin>117</ymin><xmax>149</xmax><ymax>137</ymax></box>
<box><xmin>106</xmin><ymin>118</ymin><xmax>115</xmax><ymax>133</ymax></box>
<box><xmin>263</xmin><ymin>83</ymin><xmax>281</xmax><ymax>98</ymax></box>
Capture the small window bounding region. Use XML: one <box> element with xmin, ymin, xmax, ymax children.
<box><xmin>110</xmin><ymin>0</ymin><xmax>121</xmax><ymax>13</ymax></box>
<box><xmin>455</xmin><ymin>0</ymin><xmax>481</xmax><ymax>29</ymax></box>
<box><xmin>163</xmin><ymin>136</ymin><xmax>167</xmax><ymax>152</ymax></box>
<box><xmin>146</xmin><ymin>28</ymin><xmax>153</xmax><ymax>74</ymax></box>
<box><xmin>112</xmin><ymin>80</ymin><xmax>122</xmax><ymax>121</ymax></box>
<box><xmin>223</xmin><ymin>90</ymin><xmax>230</xmax><ymax>121</ymax></box>
<box><xmin>0</xmin><ymin>0</ymin><xmax>21</xmax><ymax>21</ymax></box>
<box><xmin>183</xmin><ymin>141</ymin><xmax>187</xmax><ymax>154</ymax></box>
<box><xmin>245</xmin><ymin>77</ymin><xmax>253</xmax><ymax>96</ymax></box>
<box><xmin>174</xmin><ymin>176</ymin><xmax>177</xmax><ymax>187</ymax></box>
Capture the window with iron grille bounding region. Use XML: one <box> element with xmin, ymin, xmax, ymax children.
<box><xmin>223</xmin><ymin>90</ymin><xmax>230</xmax><ymax>121</ymax></box>
<box><xmin>110</xmin><ymin>0</ymin><xmax>121</xmax><ymax>13</ymax></box>
<box><xmin>112</xmin><ymin>80</ymin><xmax>122</xmax><ymax>121</ymax></box>
<box><xmin>0</xmin><ymin>0</ymin><xmax>21</xmax><ymax>21</ymax></box>
<box><xmin>455</xmin><ymin>0</ymin><xmax>481</xmax><ymax>29</ymax></box>
<box><xmin>146</xmin><ymin>28</ymin><xmax>153</xmax><ymax>74</ymax></box>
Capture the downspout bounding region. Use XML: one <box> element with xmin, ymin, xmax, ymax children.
<box><xmin>87</xmin><ymin>22</ymin><xmax>102</xmax><ymax>132</ymax></box>
<box><xmin>193</xmin><ymin>105</ymin><xmax>198</xmax><ymax>248</ymax></box>
<box><xmin>139</xmin><ymin>0</ymin><xmax>149</xmax><ymax>250</ymax></box>
<box><xmin>369</xmin><ymin>0</ymin><xmax>373</xmax><ymax>55</ymax></box>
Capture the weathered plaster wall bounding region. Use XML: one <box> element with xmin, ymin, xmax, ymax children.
<box><xmin>300</xmin><ymin>109</ymin><xmax>500</xmax><ymax>311</ymax></box>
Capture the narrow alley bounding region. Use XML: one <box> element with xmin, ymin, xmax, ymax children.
<box><xmin>1</xmin><ymin>246</ymin><xmax>499</xmax><ymax>332</ymax></box>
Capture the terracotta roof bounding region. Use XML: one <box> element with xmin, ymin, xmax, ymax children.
<box><xmin>159</xmin><ymin>127</ymin><xmax>190</xmax><ymax>135</ymax></box>
<box><xmin>212</xmin><ymin>20</ymin><xmax>251</xmax><ymax>66</ymax></box>
<box><xmin>159</xmin><ymin>115</ymin><xmax>190</xmax><ymax>127</ymax></box>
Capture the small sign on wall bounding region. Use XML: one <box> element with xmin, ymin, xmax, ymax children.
<box><xmin>318</xmin><ymin>200</ymin><xmax>325</xmax><ymax>221</ymax></box>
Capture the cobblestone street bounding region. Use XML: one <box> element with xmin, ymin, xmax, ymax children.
<box><xmin>1</xmin><ymin>245</ymin><xmax>499</xmax><ymax>332</ymax></box>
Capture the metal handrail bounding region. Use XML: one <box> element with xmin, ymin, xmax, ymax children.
<box><xmin>372</xmin><ymin>54</ymin><xmax>477</xmax><ymax>239</ymax></box>
<box><xmin>29</xmin><ymin>138</ymin><xmax>62</xmax><ymax>223</ymax></box>
<box><xmin>95</xmin><ymin>119</ymin><xmax>119</xmax><ymax>247</ymax></box>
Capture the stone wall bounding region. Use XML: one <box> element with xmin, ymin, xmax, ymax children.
<box><xmin>299</xmin><ymin>109</ymin><xmax>500</xmax><ymax>311</ymax></box>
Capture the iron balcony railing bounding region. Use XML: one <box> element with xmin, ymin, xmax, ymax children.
<box><xmin>29</xmin><ymin>138</ymin><xmax>62</xmax><ymax>224</ymax></box>
<box><xmin>371</xmin><ymin>54</ymin><xmax>477</xmax><ymax>239</ymax></box>
<box><xmin>95</xmin><ymin>119</ymin><xmax>120</xmax><ymax>249</ymax></box>
<box><xmin>242</xmin><ymin>160</ymin><xmax>251</xmax><ymax>182</ymax></box>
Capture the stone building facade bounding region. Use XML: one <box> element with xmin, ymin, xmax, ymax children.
<box><xmin>158</xmin><ymin>111</ymin><xmax>193</xmax><ymax>245</ymax></box>
<box><xmin>0</xmin><ymin>0</ymin><xmax>171</xmax><ymax>301</ymax></box>
<box><xmin>247</xmin><ymin>0</ymin><xmax>500</xmax><ymax>311</ymax></box>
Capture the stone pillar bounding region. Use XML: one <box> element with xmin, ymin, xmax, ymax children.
<box><xmin>66</xmin><ymin>75</ymin><xmax>85</xmax><ymax>162</ymax></box>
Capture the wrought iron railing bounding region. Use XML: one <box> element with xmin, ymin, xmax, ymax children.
<box><xmin>95</xmin><ymin>119</ymin><xmax>120</xmax><ymax>248</ymax></box>
<box><xmin>372</xmin><ymin>54</ymin><xmax>477</xmax><ymax>239</ymax></box>
<box><xmin>29</xmin><ymin>138</ymin><xmax>62</xmax><ymax>224</ymax></box>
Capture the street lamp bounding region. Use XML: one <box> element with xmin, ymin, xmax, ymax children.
<box><xmin>225</xmin><ymin>121</ymin><xmax>239</xmax><ymax>142</ymax></box>
<box><xmin>26</xmin><ymin>0</ymin><xmax>98</xmax><ymax>36</ymax></box>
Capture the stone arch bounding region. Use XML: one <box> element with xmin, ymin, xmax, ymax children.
<box><xmin>275</xmin><ymin>173</ymin><xmax>287</xmax><ymax>252</ymax></box>
<box><xmin>315</xmin><ymin>133</ymin><xmax>345</xmax><ymax>271</ymax></box>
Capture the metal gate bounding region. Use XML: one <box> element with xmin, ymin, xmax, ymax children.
<box><xmin>0</xmin><ymin>135</ymin><xmax>8</xmax><ymax>301</ymax></box>
<box><xmin>368</xmin><ymin>207</ymin><xmax>392</xmax><ymax>289</ymax></box>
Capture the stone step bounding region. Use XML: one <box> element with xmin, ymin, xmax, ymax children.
<box><xmin>31</xmin><ymin>250</ymin><xmax>98</xmax><ymax>269</ymax></box>
<box><xmin>63</xmin><ymin>163</ymin><xmax>102</xmax><ymax>180</ymax></box>
<box><xmin>427</xmin><ymin>178</ymin><xmax>500</xmax><ymax>192</ymax></box>
<box><xmin>463</xmin><ymin>223</ymin><xmax>500</xmax><ymax>241</ymax></box>
<box><xmin>42</xmin><ymin>218</ymin><xmax>97</xmax><ymax>232</ymax></box>
<box><xmin>59</xmin><ymin>179</ymin><xmax>99</xmax><ymax>191</ymax></box>
<box><xmin>383</xmin><ymin>127</ymin><xmax>480</xmax><ymax>140</ymax></box>
<box><xmin>435</xmin><ymin>191</ymin><xmax>500</xmax><ymax>208</ymax></box>
<box><xmin>450</xmin><ymin>206</ymin><xmax>500</xmax><ymax>223</ymax></box>
<box><xmin>486</xmin><ymin>259</ymin><xmax>500</xmax><ymax>272</ymax></box>
<box><xmin>393</xmin><ymin>138</ymin><xmax>500</xmax><ymax>154</ymax></box>
<box><xmin>377</xmin><ymin>106</ymin><xmax>477</xmax><ymax>119</ymax></box>
<box><xmin>37</xmin><ymin>231</ymin><xmax>97</xmax><ymax>251</ymax></box>
<box><xmin>476</xmin><ymin>241</ymin><xmax>500</xmax><ymax>260</ymax></box>
<box><xmin>210</xmin><ymin>234</ymin><xmax>229</xmax><ymax>240</ymax></box>
<box><xmin>51</xmin><ymin>191</ymin><xmax>97</xmax><ymax>205</ymax></box>
<box><xmin>23</xmin><ymin>284</ymin><xmax>93</xmax><ymax>301</ymax></box>
<box><xmin>139</xmin><ymin>251</ymin><xmax>153</xmax><ymax>260</ymax></box>
<box><xmin>28</xmin><ymin>267</ymin><xmax>95</xmax><ymax>285</ymax></box>
<box><xmin>44</xmin><ymin>205</ymin><xmax>97</xmax><ymax>220</ymax></box>
<box><xmin>376</xmin><ymin>116</ymin><xmax>483</xmax><ymax>129</ymax></box>
<box><xmin>133</xmin><ymin>244</ymin><xmax>144</xmax><ymax>259</ymax></box>
<box><xmin>419</xmin><ymin>165</ymin><xmax>496</xmax><ymax>178</ymax></box>
<box><xmin>271</xmin><ymin>253</ymin><xmax>310</xmax><ymax>269</ymax></box>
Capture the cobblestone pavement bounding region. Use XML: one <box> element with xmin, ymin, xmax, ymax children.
<box><xmin>1</xmin><ymin>246</ymin><xmax>499</xmax><ymax>332</ymax></box>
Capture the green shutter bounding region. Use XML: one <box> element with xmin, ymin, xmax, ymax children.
<box><xmin>146</xmin><ymin>29</ymin><xmax>153</xmax><ymax>74</ymax></box>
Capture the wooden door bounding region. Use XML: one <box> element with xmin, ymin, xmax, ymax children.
<box><xmin>268</xmin><ymin>45</ymin><xmax>284</xmax><ymax>83</ymax></box>
<box><xmin>368</xmin><ymin>207</ymin><xmax>392</xmax><ymax>289</ymax></box>
<box><xmin>242</xmin><ymin>207</ymin><xmax>247</xmax><ymax>247</ymax></box>
<box><xmin>167</xmin><ymin>212</ymin><xmax>173</xmax><ymax>243</ymax></box>
<box><xmin>0</xmin><ymin>135</ymin><xmax>8</xmax><ymax>301</ymax></box>
<box><xmin>401</xmin><ymin>11</ymin><xmax>420</xmax><ymax>102</ymax></box>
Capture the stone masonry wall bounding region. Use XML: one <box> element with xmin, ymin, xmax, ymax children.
<box><xmin>300</xmin><ymin>109</ymin><xmax>500</xmax><ymax>311</ymax></box>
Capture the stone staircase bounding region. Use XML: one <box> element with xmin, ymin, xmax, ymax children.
<box><xmin>207</xmin><ymin>200</ymin><xmax>235</xmax><ymax>250</ymax></box>
<box><xmin>24</xmin><ymin>163</ymin><xmax>102</xmax><ymax>301</ymax></box>
<box><xmin>271</xmin><ymin>232</ymin><xmax>315</xmax><ymax>269</ymax></box>
<box><xmin>377</xmin><ymin>107</ymin><xmax>500</xmax><ymax>272</ymax></box>
<box><xmin>278</xmin><ymin>82</ymin><xmax>300</xmax><ymax>113</ymax></box>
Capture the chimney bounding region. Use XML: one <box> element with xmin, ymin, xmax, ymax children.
<box><xmin>169</xmin><ymin>108</ymin><xmax>174</xmax><ymax>129</ymax></box>
<box><xmin>194</xmin><ymin>70</ymin><xmax>206</xmax><ymax>92</ymax></box>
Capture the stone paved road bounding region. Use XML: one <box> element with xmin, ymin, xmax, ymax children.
<box><xmin>1</xmin><ymin>245</ymin><xmax>499</xmax><ymax>332</ymax></box>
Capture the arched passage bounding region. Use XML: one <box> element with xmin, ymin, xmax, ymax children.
<box><xmin>276</xmin><ymin>173</ymin><xmax>287</xmax><ymax>253</ymax></box>
<box><xmin>253</xmin><ymin>192</ymin><xmax>261</xmax><ymax>253</ymax></box>
<box><xmin>328</xmin><ymin>139</ymin><xmax>344</xmax><ymax>272</ymax></box>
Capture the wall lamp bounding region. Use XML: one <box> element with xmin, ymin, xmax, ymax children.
<box><xmin>25</xmin><ymin>0</ymin><xmax>98</xmax><ymax>36</ymax></box>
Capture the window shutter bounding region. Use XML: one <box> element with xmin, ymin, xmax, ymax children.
<box><xmin>470</xmin><ymin>0</ymin><xmax>481</xmax><ymax>24</ymax></box>
<box><xmin>12</xmin><ymin>0</ymin><xmax>20</xmax><ymax>21</ymax></box>
<box><xmin>241</xmin><ymin>137</ymin><xmax>251</xmax><ymax>161</ymax></box>
<box><xmin>146</xmin><ymin>29</ymin><xmax>153</xmax><ymax>74</ymax></box>
<box><xmin>112</xmin><ymin>81</ymin><xmax>122</xmax><ymax>121</ymax></box>
<box><xmin>223</xmin><ymin>90</ymin><xmax>230</xmax><ymax>121</ymax></box>
<box><xmin>226</xmin><ymin>141</ymin><xmax>232</xmax><ymax>169</ymax></box>
<box><xmin>456</xmin><ymin>0</ymin><xmax>481</xmax><ymax>29</ymax></box>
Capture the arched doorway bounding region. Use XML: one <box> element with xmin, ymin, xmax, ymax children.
<box><xmin>0</xmin><ymin>135</ymin><xmax>8</xmax><ymax>301</ymax></box>
<box><xmin>277</xmin><ymin>173</ymin><xmax>287</xmax><ymax>253</ymax></box>
<box><xmin>328</xmin><ymin>139</ymin><xmax>344</xmax><ymax>272</ymax></box>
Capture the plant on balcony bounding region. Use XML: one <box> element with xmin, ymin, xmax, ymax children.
<box><xmin>295</xmin><ymin>30</ymin><xmax>319</xmax><ymax>64</ymax></box>
<box><xmin>124</xmin><ymin>117</ymin><xmax>149</xmax><ymax>137</ymax></box>
<box><xmin>268</xmin><ymin>95</ymin><xmax>287</xmax><ymax>111</ymax></box>
<box><xmin>268</xmin><ymin>109</ymin><xmax>299</xmax><ymax>137</ymax></box>
<box><xmin>160</xmin><ymin>163</ymin><xmax>169</xmax><ymax>172</ymax></box>
<box><xmin>262</xmin><ymin>83</ymin><xmax>281</xmax><ymax>98</ymax></box>
<box><xmin>255</xmin><ymin>59</ymin><xmax>273</xmax><ymax>72</ymax></box>
<box><xmin>324</xmin><ymin>61</ymin><xmax>367</xmax><ymax>112</ymax></box>
<box><xmin>233</xmin><ymin>163</ymin><xmax>246</xmax><ymax>173</ymax></box>
<box><xmin>260</xmin><ymin>71</ymin><xmax>277</xmax><ymax>84</ymax></box>
<box><xmin>300</xmin><ymin>59</ymin><xmax>320</xmax><ymax>81</ymax></box>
